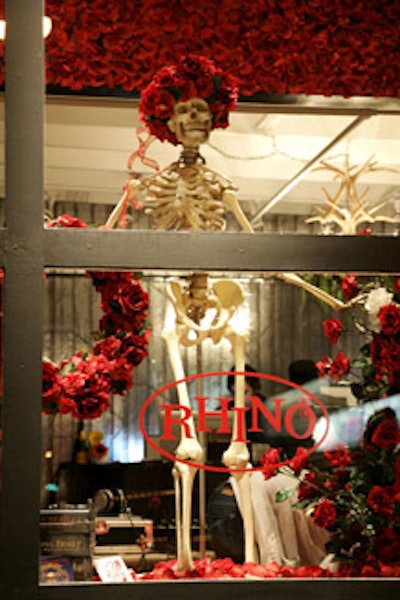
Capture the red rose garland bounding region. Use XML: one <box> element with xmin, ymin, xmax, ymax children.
<box><xmin>43</xmin><ymin>215</ymin><xmax>151</xmax><ymax>420</ymax></box>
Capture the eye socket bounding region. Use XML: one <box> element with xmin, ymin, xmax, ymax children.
<box><xmin>176</xmin><ymin>104</ymin><xmax>188</xmax><ymax>114</ymax></box>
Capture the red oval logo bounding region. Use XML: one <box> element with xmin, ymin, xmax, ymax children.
<box><xmin>139</xmin><ymin>370</ymin><xmax>330</xmax><ymax>473</ymax></box>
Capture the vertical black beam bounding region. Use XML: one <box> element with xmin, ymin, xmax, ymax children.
<box><xmin>1</xmin><ymin>0</ymin><xmax>44</xmax><ymax>597</ymax></box>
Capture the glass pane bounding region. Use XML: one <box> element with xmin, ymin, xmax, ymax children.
<box><xmin>40</xmin><ymin>269</ymin><xmax>400</xmax><ymax>584</ymax></box>
<box><xmin>0</xmin><ymin>268</ymin><xmax>2</xmax><ymax>491</ymax></box>
<box><xmin>43</xmin><ymin>97</ymin><xmax>400</xmax><ymax>236</ymax></box>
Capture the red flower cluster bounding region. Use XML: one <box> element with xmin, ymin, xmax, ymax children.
<box><xmin>316</xmin><ymin>351</ymin><xmax>350</xmax><ymax>382</ymax></box>
<box><xmin>139</xmin><ymin>54</ymin><xmax>238</xmax><ymax>145</ymax></box>
<box><xmin>317</xmin><ymin>276</ymin><xmax>400</xmax><ymax>401</ymax></box>
<box><xmin>260</xmin><ymin>409</ymin><xmax>400</xmax><ymax>572</ymax></box>
<box><xmin>1</xmin><ymin>1</ymin><xmax>400</xmax><ymax>100</ymax></box>
<box><xmin>42</xmin><ymin>216</ymin><xmax>151</xmax><ymax>420</ymax></box>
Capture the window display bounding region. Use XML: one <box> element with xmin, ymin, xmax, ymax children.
<box><xmin>2</xmin><ymin>3</ymin><xmax>400</xmax><ymax>598</ymax></box>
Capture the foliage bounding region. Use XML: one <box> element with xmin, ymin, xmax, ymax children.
<box><xmin>260</xmin><ymin>408</ymin><xmax>400</xmax><ymax>575</ymax></box>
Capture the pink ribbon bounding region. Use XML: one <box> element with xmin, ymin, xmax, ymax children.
<box><xmin>127</xmin><ymin>125</ymin><xmax>159</xmax><ymax>172</ymax></box>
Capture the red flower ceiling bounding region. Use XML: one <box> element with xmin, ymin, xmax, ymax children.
<box><xmin>0</xmin><ymin>0</ymin><xmax>399</xmax><ymax>99</ymax></box>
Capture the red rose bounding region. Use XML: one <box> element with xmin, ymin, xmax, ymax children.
<box><xmin>46</xmin><ymin>214</ymin><xmax>87</xmax><ymax>228</ymax></box>
<box><xmin>370</xmin><ymin>335</ymin><xmax>400</xmax><ymax>373</ymax></box>
<box><xmin>110</xmin><ymin>357</ymin><xmax>134</xmax><ymax>394</ymax></box>
<box><xmin>370</xmin><ymin>418</ymin><xmax>400</xmax><ymax>451</ymax></box>
<box><xmin>116</xmin><ymin>281</ymin><xmax>149</xmax><ymax>319</ymax></box>
<box><xmin>324</xmin><ymin>443</ymin><xmax>352</xmax><ymax>467</ymax></box>
<box><xmin>88</xmin><ymin>271</ymin><xmax>132</xmax><ymax>292</ymax></box>
<box><xmin>93</xmin><ymin>335</ymin><xmax>122</xmax><ymax>359</ymax></box>
<box><xmin>298</xmin><ymin>471</ymin><xmax>319</xmax><ymax>501</ymax></box>
<box><xmin>392</xmin><ymin>278</ymin><xmax>400</xmax><ymax>303</ymax></box>
<box><xmin>323</xmin><ymin>318</ymin><xmax>344</xmax><ymax>344</ymax></box>
<box><xmin>57</xmin><ymin>395</ymin><xmax>76</xmax><ymax>415</ymax></box>
<box><xmin>367</xmin><ymin>486</ymin><xmax>394</xmax><ymax>515</ymax></box>
<box><xmin>71</xmin><ymin>389</ymin><xmax>110</xmax><ymax>420</ymax></box>
<box><xmin>145</xmin><ymin>87</ymin><xmax>177</xmax><ymax>120</ymax></box>
<box><xmin>62</xmin><ymin>370</ymin><xmax>88</xmax><ymax>397</ymax></box>
<box><xmin>121</xmin><ymin>333</ymin><xmax>149</xmax><ymax>366</ymax></box>
<box><xmin>374</xmin><ymin>527</ymin><xmax>400</xmax><ymax>563</ymax></box>
<box><xmin>378</xmin><ymin>304</ymin><xmax>400</xmax><ymax>336</ymax></box>
<box><xmin>395</xmin><ymin>454</ymin><xmax>400</xmax><ymax>483</ymax></box>
<box><xmin>86</xmin><ymin>353</ymin><xmax>113</xmax><ymax>378</ymax></box>
<box><xmin>317</xmin><ymin>353</ymin><xmax>350</xmax><ymax>381</ymax></box>
<box><xmin>312</xmin><ymin>499</ymin><xmax>337</xmax><ymax>528</ymax></box>
<box><xmin>260</xmin><ymin>447</ymin><xmax>281</xmax><ymax>480</ymax></box>
<box><xmin>315</xmin><ymin>356</ymin><xmax>331</xmax><ymax>377</ymax></box>
<box><xmin>288</xmin><ymin>447</ymin><xmax>309</xmax><ymax>474</ymax></box>
<box><xmin>42</xmin><ymin>361</ymin><xmax>63</xmax><ymax>414</ymax></box>
<box><xmin>341</xmin><ymin>274</ymin><xmax>359</xmax><ymax>301</ymax></box>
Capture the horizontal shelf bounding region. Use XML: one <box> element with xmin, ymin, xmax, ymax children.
<box><xmin>0</xmin><ymin>228</ymin><xmax>398</xmax><ymax>274</ymax></box>
<box><xmin>42</xmin><ymin>229</ymin><xmax>400</xmax><ymax>274</ymax></box>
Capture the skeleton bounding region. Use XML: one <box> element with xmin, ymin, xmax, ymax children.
<box><xmin>105</xmin><ymin>85</ymin><xmax>368</xmax><ymax>570</ymax></box>
<box><xmin>104</xmin><ymin>79</ymin><xmax>363</xmax><ymax>570</ymax></box>
<box><xmin>105</xmin><ymin>98</ymin><xmax>253</xmax><ymax>233</ymax></box>
<box><xmin>163</xmin><ymin>273</ymin><xmax>256</xmax><ymax>570</ymax></box>
<box><xmin>105</xmin><ymin>94</ymin><xmax>256</xmax><ymax>571</ymax></box>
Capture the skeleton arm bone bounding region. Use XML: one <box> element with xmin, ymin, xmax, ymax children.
<box><xmin>104</xmin><ymin>178</ymin><xmax>143</xmax><ymax>229</ymax></box>
<box><xmin>269</xmin><ymin>272</ymin><xmax>353</xmax><ymax>311</ymax></box>
<box><xmin>222</xmin><ymin>189</ymin><xmax>254</xmax><ymax>232</ymax></box>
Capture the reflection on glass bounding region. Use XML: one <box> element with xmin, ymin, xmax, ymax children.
<box><xmin>39</xmin><ymin>270</ymin><xmax>400</xmax><ymax>583</ymax></box>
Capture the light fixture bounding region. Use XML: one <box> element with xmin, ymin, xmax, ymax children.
<box><xmin>0</xmin><ymin>16</ymin><xmax>52</xmax><ymax>40</ymax></box>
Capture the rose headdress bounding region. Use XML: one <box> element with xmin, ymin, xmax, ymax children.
<box><xmin>139</xmin><ymin>54</ymin><xmax>238</xmax><ymax>145</ymax></box>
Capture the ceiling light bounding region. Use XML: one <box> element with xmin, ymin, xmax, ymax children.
<box><xmin>0</xmin><ymin>16</ymin><xmax>52</xmax><ymax>40</ymax></box>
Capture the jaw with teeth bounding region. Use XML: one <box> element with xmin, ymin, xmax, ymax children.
<box><xmin>167</xmin><ymin>98</ymin><xmax>212</xmax><ymax>147</ymax></box>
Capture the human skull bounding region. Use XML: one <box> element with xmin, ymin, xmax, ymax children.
<box><xmin>167</xmin><ymin>98</ymin><xmax>212</xmax><ymax>147</ymax></box>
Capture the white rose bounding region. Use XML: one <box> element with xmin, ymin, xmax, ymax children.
<box><xmin>365</xmin><ymin>287</ymin><xmax>393</xmax><ymax>332</ymax></box>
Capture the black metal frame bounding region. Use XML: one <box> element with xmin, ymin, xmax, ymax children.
<box><xmin>0</xmin><ymin>1</ymin><xmax>399</xmax><ymax>599</ymax></box>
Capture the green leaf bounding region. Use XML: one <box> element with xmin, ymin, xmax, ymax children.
<box><xmin>293</xmin><ymin>499</ymin><xmax>312</xmax><ymax>510</ymax></box>
<box><xmin>352</xmin><ymin>357</ymin><xmax>367</xmax><ymax>368</ymax></box>
<box><xmin>275</xmin><ymin>488</ymin><xmax>296</xmax><ymax>503</ymax></box>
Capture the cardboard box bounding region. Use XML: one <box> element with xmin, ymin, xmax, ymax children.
<box><xmin>40</xmin><ymin>507</ymin><xmax>95</xmax><ymax>581</ymax></box>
